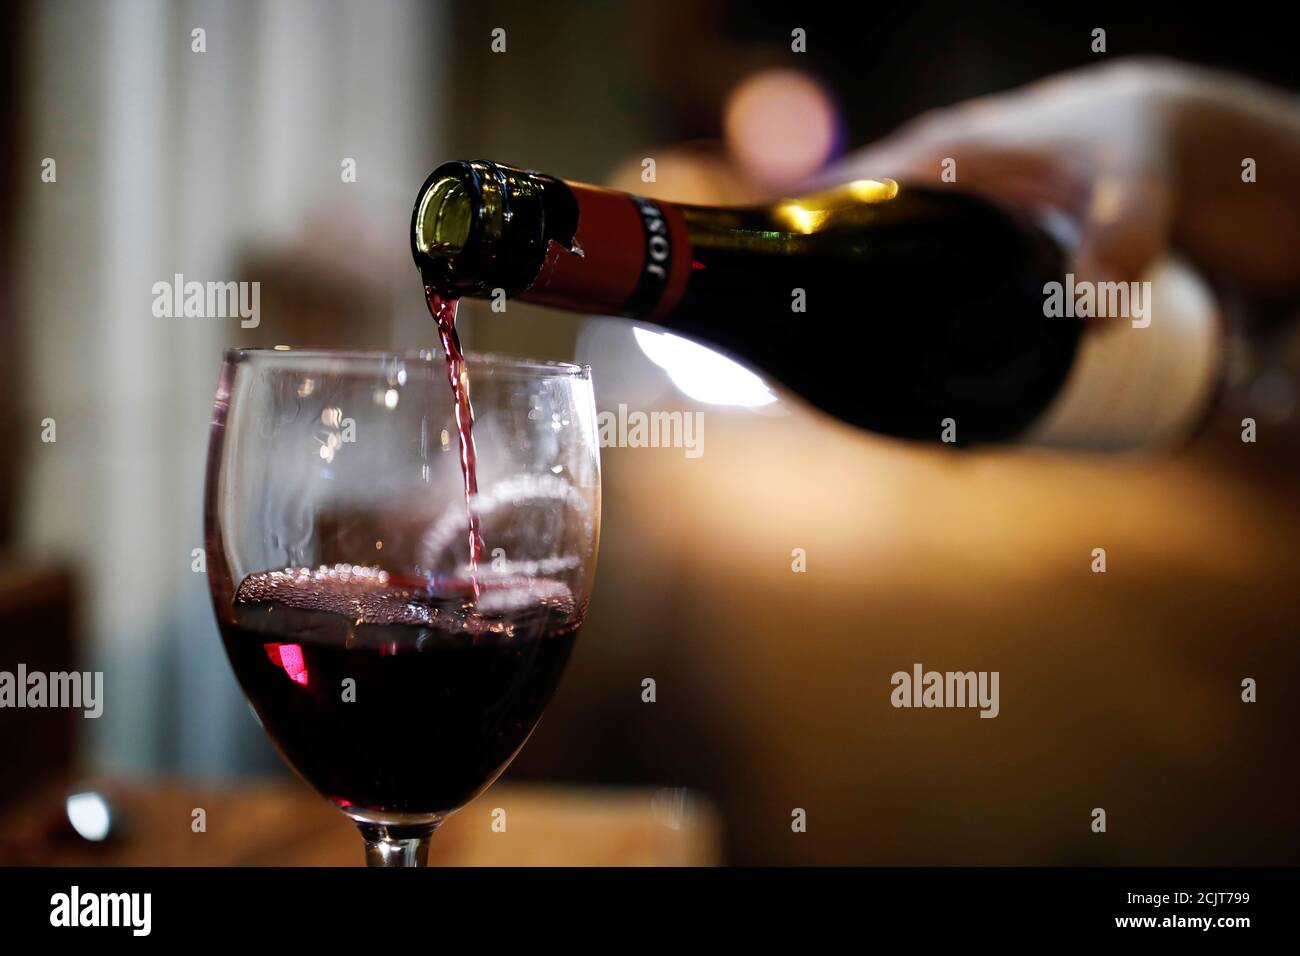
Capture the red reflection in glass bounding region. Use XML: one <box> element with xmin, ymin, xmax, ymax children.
<box><xmin>265</xmin><ymin>643</ymin><xmax>309</xmax><ymax>686</ymax></box>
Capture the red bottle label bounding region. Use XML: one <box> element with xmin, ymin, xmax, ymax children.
<box><xmin>522</xmin><ymin>182</ymin><xmax>691</xmax><ymax>323</ymax></box>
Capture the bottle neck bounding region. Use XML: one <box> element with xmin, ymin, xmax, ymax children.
<box><xmin>413</xmin><ymin>160</ymin><xmax>694</xmax><ymax>320</ymax></box>
<box><xmin>518</xmin><ymin>182</ymin><xmax>694</xmax><ymax>322</ymax></box>
<box><xmin>411</xmin><ymin>160</ymin><xmax>579</xmax><ymax>298</ymax></box>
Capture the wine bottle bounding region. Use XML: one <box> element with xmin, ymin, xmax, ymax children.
<box><xmin>411</xmin><ymin>160</ymin><xmax>1222</xmax><ymax>448</ymax></box>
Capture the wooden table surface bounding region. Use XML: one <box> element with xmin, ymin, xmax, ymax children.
<box><xmin>0</xmin><ymin>779</ymin><xmax>720</xmax><ymax>867</ymax></box>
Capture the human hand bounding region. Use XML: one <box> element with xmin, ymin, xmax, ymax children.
<box><xmin>823</xmin><ymin>59</ymin><xmax>1300</xmax><ymax>299</ymax></box>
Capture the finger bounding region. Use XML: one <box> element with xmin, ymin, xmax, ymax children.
<box><xmin>809</xmin><ymin>108</ymin><xmax>980</xmax><ymax>186</ymax></box>
<box><xmin>1074</xmin><ymin>166</ymin><xmax>1172</xmax><ymax>288</ymax></box>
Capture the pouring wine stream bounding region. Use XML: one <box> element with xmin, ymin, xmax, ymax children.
<box><xmin>423</xmin><ymin>282</ymin><xmax>485</xmax><ymax>595</ymax></box>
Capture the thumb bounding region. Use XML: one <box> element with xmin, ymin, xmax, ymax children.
<box><xmin>1074</xmin><ymin>167</ymin><xmax>1172</xmax><ymax>292</ymax></box>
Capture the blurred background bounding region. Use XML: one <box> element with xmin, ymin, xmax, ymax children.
<box><xmin>2</xmin><ymin>0</ymin><xmax>1298</xmax><ymax>864</ymax></box>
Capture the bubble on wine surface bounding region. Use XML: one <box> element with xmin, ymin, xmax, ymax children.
<box><xmin>233</xmin><ymin>563</ymin><xmax>576</xmax><ymax>631</ymax></box>
<box><xmin>235</xmin><ymin>565</ymin><xmax>442</xmax><ymax>627</ymax></box>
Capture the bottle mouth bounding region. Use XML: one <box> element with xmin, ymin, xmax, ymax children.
<box><xmin>411</xmin><ymin>162</ymin><xmax>495</xmax><ymax>273</ymax></box>
<box><xmin>414</xmin><ymin>176</ymin><xmax>473</xmax><ymax>256</ymax></box>
<box><xmin>411</xmin><ymin>160</ymin><xmax>579</xmax><ymax>298</ymax></box>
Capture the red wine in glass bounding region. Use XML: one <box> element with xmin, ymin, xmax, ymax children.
<box><xmin>220</xmin><ymin>564</ymin><xmax>579</xmax><ymax>817</ymax></box>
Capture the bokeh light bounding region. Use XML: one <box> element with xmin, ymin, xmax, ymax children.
<box><xmin>724</xmin><ymin>68</ymin><xmax>840</xmax><ymax>188</ymax></box>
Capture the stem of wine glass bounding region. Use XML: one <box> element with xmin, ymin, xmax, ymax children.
<box><xmin>356</xmin><ymin>822</ymin><xmax>441</xmax><ymax>867</ymax></box>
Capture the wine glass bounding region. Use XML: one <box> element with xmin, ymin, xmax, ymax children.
<box><xmin>203</xmin><ymin>348</ymin><xmax>600</xmax><ymax>866</ymax></box>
